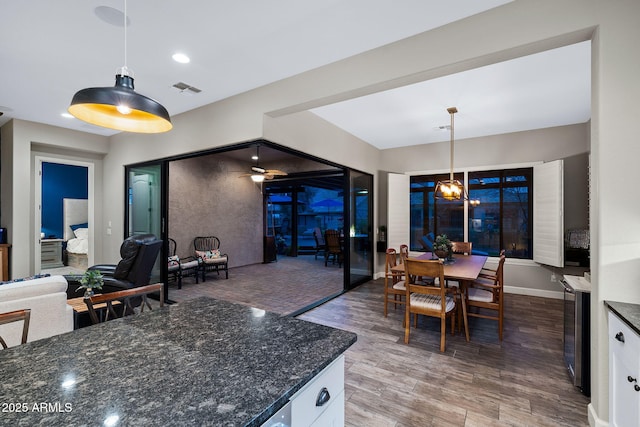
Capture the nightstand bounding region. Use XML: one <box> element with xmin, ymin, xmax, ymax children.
<box><xmin>41</xmin><ymin>239</ymin><xmax>64</xmax><ymax>268</ymax></box>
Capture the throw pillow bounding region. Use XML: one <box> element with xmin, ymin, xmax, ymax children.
<box><xmin>168</xmin><ymin>255</ymin><xmax>180</xmax><ymax>267</ymax></box>
<box><xmin>73</xmin><ymin>228</ymin><xmax>89</xmax><ymax>239</ymax></box>
<box><xmin>196</xmin><ymin>249</ymin><xmax>220</xmax><ymax>259</ymax></box>
<box><xmin>70</xmin><ymin>222</ymin><xmax>88</xmax><ymax>231</ymax></box>
<box><xmin>0</xmin><ymin>273</ymin><xmax>51</xmax><ymax>285</ymax></box>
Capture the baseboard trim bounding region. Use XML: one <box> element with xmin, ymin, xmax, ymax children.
<box><xmin>375</xmin><ymin>273</ymin><xmax>566</xmax><ymax>300</ymax></box>
<box><xmin>588</xmin><ymin>403</ymin><xmax>608</xmax><ymax>427</ymax></box>
<box><xmin>504</xmin><ymin>285</ymin><xmax>564</xmax><ymax>300</ymax></box>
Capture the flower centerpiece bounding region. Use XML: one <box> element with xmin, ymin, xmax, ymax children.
<box><xmin>77</xmin><ymin>269</ymin><xmax>104</xmax><ymax>299</ymax></box>
<box><xmin>433</xmin><ymin>234</ymin><xmax>452</xmax><ymax>260</ymax></box>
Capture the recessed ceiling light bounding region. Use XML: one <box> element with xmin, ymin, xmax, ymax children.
<box><xmin>172</xmin><ymin>53</ymin><xmax>190</xmax><ymax>64</ymax></box>
<box><xmin>61</xmin><ymin>112</ymin><xmax>74</xmax><ymax>119</ymax></box>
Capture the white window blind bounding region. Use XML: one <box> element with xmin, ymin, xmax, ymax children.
<box><xmin>387</xmin><ymin>173</ymin><xmax>410</xmax><ymax>253</ymax></box>
<box><xmin>533</xmin><ymin>160</ymin><xmax>564</xmax><ymax>267</ymax></box>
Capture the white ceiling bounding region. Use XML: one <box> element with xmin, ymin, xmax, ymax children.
<box><xmin>0</xmin><ymin>1</ymin><xmax>590</xmax><ymax>149</ymax></box>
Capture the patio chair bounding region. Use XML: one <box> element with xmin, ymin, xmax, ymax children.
<box><xmin>194</xmin><ymin>236</ymin><xmax>229</xmax><ymax>280</ymax></box>
<box><xmin>168</xmin><ymin>238</ymin><xmax>200</xmax><ymax>289</ymax></box>
<box><xmin>313</xmin><ymin>227</ymin><xmax>326</xmax><ymax>260</ymax></box>
<box><xmin>324</xmin><ymin>229</ymin><xmax>343</xmax><ymax>267</ymax></box>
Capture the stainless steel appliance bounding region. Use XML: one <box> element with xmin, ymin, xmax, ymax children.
<box><xmin>561</xmin><ymin>275</ymin><xmax>591</xmax><ymax>396</ymax></box>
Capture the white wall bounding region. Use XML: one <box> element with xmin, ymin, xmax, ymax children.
<box><xmin>1</xmin><ymin>119</ymin><xmax>108</xmax><ymax>278</ymax></box>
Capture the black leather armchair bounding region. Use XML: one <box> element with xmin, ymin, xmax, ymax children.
<box><xmin>66</xmin><ymin>234</ymin><xmax>162</xmax><ymax>298</ymax></box>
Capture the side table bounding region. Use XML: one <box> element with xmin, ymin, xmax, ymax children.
<box><xmin>67</xmin><ymin>296</ymin><xmax>121</xmax><ymax>329</ymax></box>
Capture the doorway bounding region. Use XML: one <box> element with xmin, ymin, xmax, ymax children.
<box><xmin>130</xmin><ymin>139</ymin><xmax>373</xmax><ymax>309</ymax></box>
<box><xmin>35</xmin><ymin>157</ymin><xmax>94</xmax><ymax>274</ymax></box>
<box><xmin>125</xmin><ymin>163</ymin><xmax>165</xmax><ymax>297</ymax></box>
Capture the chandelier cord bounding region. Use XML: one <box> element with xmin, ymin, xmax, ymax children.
<box><xmin>450</xmin><ymin>109</ymin><xmax>455</xmax><ymax>181</ymax></box>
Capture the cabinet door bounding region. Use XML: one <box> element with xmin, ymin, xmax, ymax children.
<box><xmin>309</xmin><ymin>390</ymin><xmax>344</xmax><ymax>427</ymax></box>
<box><xmin>609</xmin><ymin>312</ymin><xmax>640</xmax><ymax>427</ymax></box>
<box><xmin>291</xmin><ymin>356</ymin><xmax>344</xmax><ymax>427</ymax></box>
<box><xmin>610</xmin><ymin>349</ymin><xmax>640</xmax><ymax>427</ymax></box>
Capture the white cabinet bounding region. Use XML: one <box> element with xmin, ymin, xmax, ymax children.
<box><xmin>608</xmin><ymin>310</ymin><xmax>640</xmax><ymax>427</ymax></box>
<box><xmin>291</xmin><ymin>355</ymin><xmax>345</xmax><ymax>427</ymax></box>
<box><xmin>261</xmin><ymin>355</ymin><xmax>346</xmax><ymax>427</ymax></box>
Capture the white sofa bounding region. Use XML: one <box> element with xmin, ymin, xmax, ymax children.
<box><xmin>0</xmin><ymin>275</ymin><xmax>74</xmax><ymax>348</ymax></box>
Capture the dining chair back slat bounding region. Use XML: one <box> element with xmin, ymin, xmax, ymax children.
<box><xmin>84</xmin><ymin>283</ymin><xmax>164</xmax><ymax>325</ymax></box>
<box><xmin>384</xmin><ymin>248</ymin><xmax>406</xmax><ymax>316</ymax></box>
<box><xmin>0</xmin><ymin>309</ymin><xmax>31</xmax><ymax>349</ymax></box>
<box><xmin>399</xmin><ymin>244</ymin><xmax>409</xmax><ymax>264</ymax></box>
<box><xmin>451</xmin><ymin>241</ymin><xmax>472</xmax><ymax>255</ymax></box>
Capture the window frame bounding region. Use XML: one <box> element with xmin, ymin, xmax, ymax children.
<box><xmin>408</xmin><ymin>162</ymin><xmax>540</xmax><ymax>260</ymax></box>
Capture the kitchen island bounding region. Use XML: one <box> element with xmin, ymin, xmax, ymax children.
<box><xmin>0</xmin><ymin>297</ymin><xmax>357</xmax><ymax>426</ymax></box>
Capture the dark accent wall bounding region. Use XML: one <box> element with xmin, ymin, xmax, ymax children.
<box><xmin>42</xmin><ymin>162</ymin><xmax>88</xmax><ymax>239</ymax></box>
<box><xmin>169</xmin><ymin>154</ymin><xmax>264</xmax><ymax>268</ymax></box>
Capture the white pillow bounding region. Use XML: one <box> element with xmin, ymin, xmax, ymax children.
<box><xmin>73</xmin><ymin>228</ymin><xmax>89</xmax><ymax>239</ymax></box>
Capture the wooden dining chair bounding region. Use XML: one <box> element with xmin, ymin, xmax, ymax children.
<box><xmin>451</xmin><ymin>241</ymin><xmax>472</xmax><ymax>255</ymax></box>
<box><xmin>446</xmin><ymin>241</ymin><xmax>473</xmax><ymax>289</ymax></box>
<box><xmin>0</xmin><ymin>309</ymin><xmax>31</xmax><ymax>349</ymax></box>
<box><xmin>465</xmin><ymin>253</ymin><xmax>506</xmax><ymax>340</ymax></box>
<box><xmin>84</xmin><ymin>283</ymin><xmax>164</xmax><ymax>325</ymax></box>
<box><xmin>478</xmin><ymin>249</ymin><xmax>506</xmax><ymax>277</ymax></box>
<box><xmin>399</xmin><ymin>244</ymin><xmax>409</xmax><ymax>263</ymax></box>
<box><xmin>384</xmin><ymin>248</ymin><xmax>406</xmax><ymax>317</ymax></box>
<box><xmin>403</xmin><ymin>259</ymin><xmax>459</xmax><ymax>352</ymax></box>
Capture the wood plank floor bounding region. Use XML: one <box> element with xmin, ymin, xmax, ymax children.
<box><xmin>168</xmin><ymin>255</ymin><xmax>589</xmax><ymax>426</ymax></box>
<box><xmin>298</xmin><ymin>280</ymin><xmax>590</xmax><ymax>427</ymax></box>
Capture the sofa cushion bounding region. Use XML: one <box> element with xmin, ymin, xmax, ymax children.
<box><xmin>0</xmin><ymin>275</ymin><xmax>73</xmax><ymax>347</ymax></box>
<box><xmin>0</xmin><ymin>275</ymin><xmax>67</xmax><ymax>302</ymax></box>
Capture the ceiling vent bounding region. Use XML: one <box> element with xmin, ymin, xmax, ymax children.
<box><xmin>172</xmin><ymin>82</ymin><xmax>202</xmax><ymax>95</ymax></box>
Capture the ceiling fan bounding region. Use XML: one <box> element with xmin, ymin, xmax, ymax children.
<box><xmin>239</xmin><ymin>145</ymin><xmax>288</xmax><ymax>182</ymax></box>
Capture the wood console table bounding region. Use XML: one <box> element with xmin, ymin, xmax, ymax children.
<box><xmin>0</xmin><ymin>243</ymin><xmax>10</xmax><ymax>281</ymax></box>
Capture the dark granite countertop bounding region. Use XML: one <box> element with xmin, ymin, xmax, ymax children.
<box><xmin>0</xmin><ymin>297</ymin><xmax>357</xmax><ymax>426</ymax></box>
<box><xmin>606</xmin><ymin>300</ymin><xmax>640</xmax><ymax>336</ymax></box>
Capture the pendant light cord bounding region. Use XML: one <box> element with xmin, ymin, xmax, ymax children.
<box><xmin>123</xmin><ymin>0</ymin><xmax>128</xmax><ymax>71</ymax></box>
<box><xmin>449</xmin><ymin>109</ymin><xmax>455</xmax><ymax>181</ymax></box>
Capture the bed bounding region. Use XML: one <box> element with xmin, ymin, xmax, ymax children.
<box><xmin>63</xmin><ymin>198</ymin><xmax>88</xmax><ymax>270</ymax></box>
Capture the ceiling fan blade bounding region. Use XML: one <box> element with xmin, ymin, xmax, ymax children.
<box><xmin>265</xmin><ymin>169</ymin><xmax>288</xmax><ymax>176</ymax></box>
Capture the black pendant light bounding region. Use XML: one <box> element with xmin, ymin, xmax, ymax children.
<box><xmin>68</xmin><ymin>1</ymin><xmax>172</xmax><ymax>133</ymax></box>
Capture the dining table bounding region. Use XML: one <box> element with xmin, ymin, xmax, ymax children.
<box><xmin>391</xmin><ymin>253</ymin><xmax>489</xmax><ymax>341</ymax></box>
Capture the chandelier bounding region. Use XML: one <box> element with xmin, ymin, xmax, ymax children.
<box><xmin>434</xmin><ymin>107</ymin><xmax>479</xmax><ymax>206</ymax></box>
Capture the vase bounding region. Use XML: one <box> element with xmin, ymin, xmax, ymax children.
<box><xmin>434</xmin><ymin>249</ymin><xmax>449</xmax><ymax>259</ymax></box>
<box><xmin>83</xmin><ymin>288</ymin><xmax>94</xmax><ymax>299</ymax></box>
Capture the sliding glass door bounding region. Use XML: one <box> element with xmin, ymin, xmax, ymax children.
<box><xmin>346</xmin><ymin>170</ymin><xmax>373</xmax><ymax>289</ymax></box>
